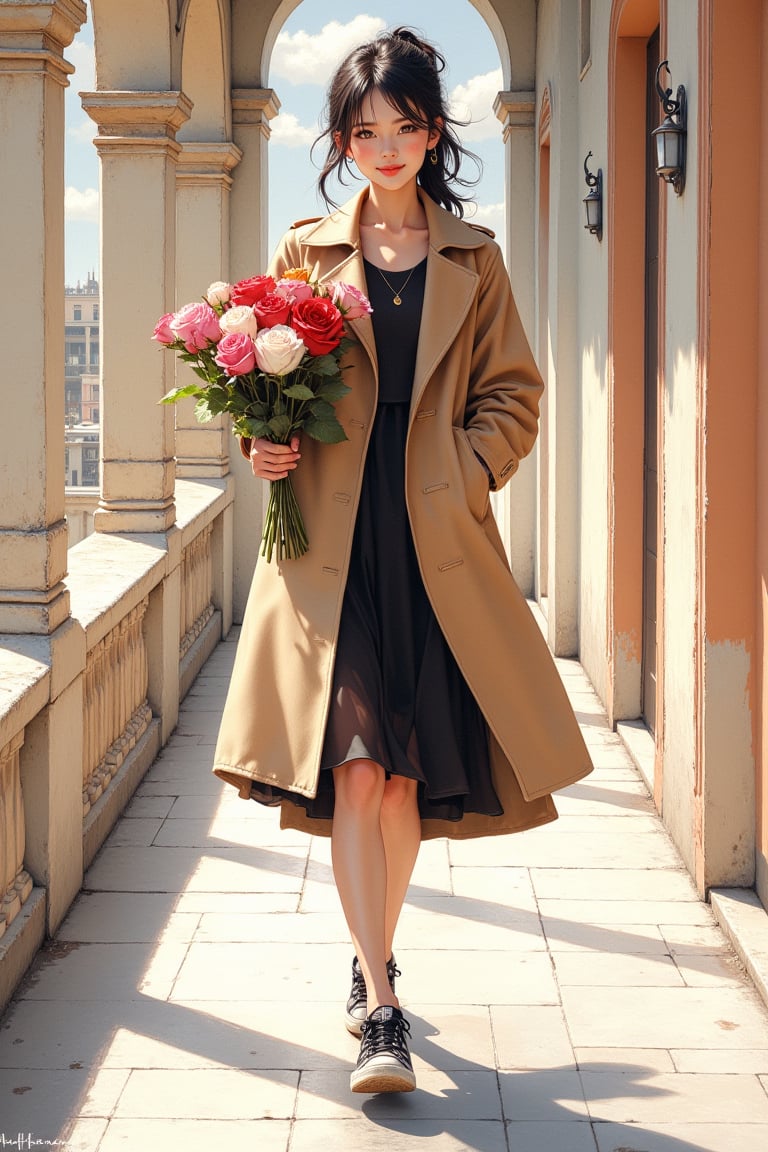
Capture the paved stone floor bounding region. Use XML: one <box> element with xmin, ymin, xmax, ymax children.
<box><xmin>3</xmin><ymin>630</ymin><xmax>768</xmax><ymax>1152</ymax></box>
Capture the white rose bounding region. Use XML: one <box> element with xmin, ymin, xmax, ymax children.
<box><xmin>253</xmin><ymin>325</ymin><xmax>306</xmax><ymax>375</ymax></box>
<box><xmin>219</xmin><ymin>304</ymin><xmax>259</xmax><ymax>339</ymax></box>
<box><xmin>206</xmin><ymin>280</ymin><xmax>231</xmax><ymax>306</ymax></box>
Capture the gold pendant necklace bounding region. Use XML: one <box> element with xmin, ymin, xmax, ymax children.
<box><xmin>374</xmin><ymin>263</ymin><xmax>419</xmax><ymax>306</ymax></box>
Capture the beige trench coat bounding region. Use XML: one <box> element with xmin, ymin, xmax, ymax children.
<box><xmin>212</xmin><ymin>186</ymin><xmax>593</xmax><ymax>839</ymax></box>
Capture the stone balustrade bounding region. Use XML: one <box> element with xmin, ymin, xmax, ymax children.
<box><xmin>0</xmin><ymin>477</ymin><xmax>234</xmax><ymax>1012</ymax></box>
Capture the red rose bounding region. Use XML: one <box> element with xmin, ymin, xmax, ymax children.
<box><xmin>254</xmin><ymin>291</ymin><xmax>292</xmax><ymax>329</ymax></box>
<box><xmin>291</xmin><ymin>297</ymin><xmax>344</xmax><ymax>356</ymax></box>
<box><xmin>230</xmin><ymin>274</ymin><xmax>276</xmax><ymax>307</ymax></box>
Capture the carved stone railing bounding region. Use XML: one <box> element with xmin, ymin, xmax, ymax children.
<box><xmin>179</xmin><ymin>521</ymin><xmax>214</xmax><ymax>660</ymax></box>
<box><xmin>82</xmin><ymin>598</ymin><xmax>152</xmax><ymax>817</ymax></box>
<box><xmin>0</xmin><ymin>733</ymin><xmax>33</xmax><ymax>940</ymax></box>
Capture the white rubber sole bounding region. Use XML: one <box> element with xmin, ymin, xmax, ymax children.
<box><xmin>345</xmin><ymin>1011</ymin><xmax>365</xmax><ymax>1037</ymax></box>
<box><xmin>350</xmin><ymin>1056</ymin><xmax>416</xmax><ymax>1094</ymax></box>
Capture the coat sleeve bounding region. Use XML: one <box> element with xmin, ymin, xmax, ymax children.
<box><xmin>463</xmin><ymin>242</ymin><xmax>544</xmax><ymax>492</ymax></box>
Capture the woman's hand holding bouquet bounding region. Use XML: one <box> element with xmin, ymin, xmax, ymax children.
<box><xmin>153</xmin><ymin>271</ymin><xmax>371</xmax><ymax>562</ymax></box>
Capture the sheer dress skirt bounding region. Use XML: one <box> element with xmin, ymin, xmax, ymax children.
<box><xmin>250</xmin><ymin>399</ymin><xmax>503</xmax><ymax>824</ymax></box>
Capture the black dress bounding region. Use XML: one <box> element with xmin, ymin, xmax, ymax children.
<box><xmin>251</xmin><ymin>256</ymin><xmax>502</xmax><ymax>823</ymax></box>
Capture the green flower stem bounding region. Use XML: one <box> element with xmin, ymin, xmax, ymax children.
<box><xmin>261</xmin><ymin>474</ymin><xmax>309</xmax><ymax>563</ymax></box>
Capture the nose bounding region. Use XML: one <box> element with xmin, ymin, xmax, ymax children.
<box><xmin>380</xmin><ymin>136</ymin><xmax>398</xmax><ymax>158</ymax></box>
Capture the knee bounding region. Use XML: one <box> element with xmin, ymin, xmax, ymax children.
<box><xmin>333</xmin><ymin>759</ymin><xmax>385</xmax><ymax>814</ymax></box>
<box><xmin>381</xmin><ymin>774</ymin><xmax>418</xmax><ymax>817</ymax></box>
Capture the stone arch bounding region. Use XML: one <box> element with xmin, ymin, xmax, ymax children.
<box><xmin>90</xmin><ymin>0</ymin><xmax>181</xmax><ymax>90</ymax></box>
<box><xmin>177</xmin><ymin>0</ymin><xmax>230</xmax><ymax>140</ymax></box>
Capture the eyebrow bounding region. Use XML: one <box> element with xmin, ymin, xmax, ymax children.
<box><xmin>355</xmin><ymin>116</ymin><xmax>415</xmax><ymax>127</ymax></box>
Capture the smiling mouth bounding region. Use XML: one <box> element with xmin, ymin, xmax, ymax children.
<box><xmin>377</xmin><ymin>165</ymin><xmax>405</xmax><ymax>175</ymax></box>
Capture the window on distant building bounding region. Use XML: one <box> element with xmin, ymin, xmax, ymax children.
<box><xmin>74</xmin><ymin>306</ymin><xmax>81</xmax><ymax>320</ymax></box>
<box><xmin>93</xmin><ymin>305</ymin><xmax>99</xmax><ymax>321</ymax></box>
<box><xmin>580</xmin><ymin>0</ymin><xmax>592</xmax><ymax>75</ymax></box>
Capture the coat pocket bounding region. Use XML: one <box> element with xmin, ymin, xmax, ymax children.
<box><xmin>453</xmin><ymin>426</ymin><xmax>491</xmax><ymax>522</ymax></box>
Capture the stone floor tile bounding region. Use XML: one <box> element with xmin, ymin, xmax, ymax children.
<box><xmin>113</xmin><ymin>1067</ymin><xmax>297</xmax><ymax>1118</ymax></box>
<box><xmin>660</xmin><ymin>924</ymin><xmax>734</xmax><ymax>955</ymax></box>
<box><xmin>561</xmin><ymin>986</ymin><xmax>768</xmax><ymax>1050</ymax></box>
<box><xmin>556</xmin><ymin>779</ymin><xmax>654</xmax><ymax>815</ymax></box>
<box><xmin>581</xmin><ymin>1071</ymin><xmax>768</xmax><ymax>1123</ymax></box>
<box><xmin>296</xmin><ymin>1069</ymin><xmax>502</xmax><ymax>1119</ymax></box>
<box><xmin>289</xmin><ymin>1119</ymin><xmax>508</xmax><ymax>1152</ymax></box>
<box><xmin>94</xmin><ymin>1118</ymin><xmax>291</xmax><ymax>1152</ymax></box>
<box><xmin>499</xmin><ymin>1069</ymin><xmax>589</xmax><ymax>1120</ymax></box>
<box><xmin>504</xmin><ymin>1121</ymin><xmax>597</xmax><ymax>1152</ymax></box>
<box><xmin>540</xmin><ymin>899</ymin><xmax>715</xmax><ymax>926</ymax></box>
<box><xmin>194</xmin><ymin>910</ymin><xmax>349</xmax><ymax>944</ymax></box>
<box><xmin>60</xmin><ymin>1117</ymin><xmax>109</xmax><ymax>1152</ymax></box>
<box><xmin>491</xmin><ymin>1005</ymin><xmax>576</xmax><ymax>1070</ymax></box>
<box><xmin>544</xmin><ymin>924</ymin><xmax>668</xmax><ymax>954</ymax></box>
<box><xmin>174</xmin><ymin>890</ymin><xmax>298</xmax><ymax>914</ymax></box>
<box><xmin>592</xmin><ymin>1122</ymin><xmax>768</xmax><ymax>1152</ymax></box>
<box><xmin>394</xmin><ymin>950</ymin><xmax>558</xmax><ymax>1006</ymax></box>
<box><xmin>407</xmin><ymin>1006</ymin><xmax>496</xmax><ymax>1071</ymax></box>
<box><xmin>448</xmin><ymin>867</ymin><xmax>539</xmax><ymax>911</ymax></box>
<box><xmin>76</xmin><ymin>1066</ymin><xmax>132</xmax><ymax>1116</ymax></box>
<box><xmin>16</xmin><ymin>940</ymin><xmax>189</xmax><ymax>1001</ymax></box>
<box><xmin>674</xmin><ymin>953</ymin><xmax>752</xmax><ymax>988</ymax></box>
<box><xmin>531</xmin><ymin>868</ymin><xmax>699</xmax><ymax>901</ymax></box>
<box><xmin>391</xmin><ymin>900</ymin><xmax>546</xmax><ymax>951</ymax></box>
<box><xmin>575</xmin><ymin>1048</ymin><xmax>676</xmax><ymax>1073</ymax></box>
<box><xmin>56</xmin><ymin>892</ymin><xmax>201</xmax><ymax>943</ymax></box>
<box><xmin>0</xmin><ymin>1066</ymin><xmax>108</xmax><ymax>1142</ymax></box>
<box><xmin>553</xmin><ymin>951</ymin><xmax>684</xmax><ymax>987</ymax></box>
<box><xmin>449</xmin><ymin>832</ymin><xmax>681</xmax><ymax>870</ymax></box>
<box><xmin>152</xmin><ymin>817</ymin><xmax>310</xmax><ymax>849</ymax></box>
<box><xmin>122</xmin><ymin>794</ymin><xmax>175</xmax><ymax>819</ymax></box>
<box><xmin>83</xmin><ymin>844</ymin><xmax>308</xmax><ymax>894</ymax></box>
<box><xmin>671</xmin><ymin>1049</ymin><xmax>768</xmax><ymax>1073</ymax></box>
<box><xmin>169</xmin><ymin>942</ymin><xmax>352</xmax><ymax>1002</ymax></box>
<box><xmin>102</xmin><ymin>817</ymin><xmax>165</xmax><ymax>847</ymax></box>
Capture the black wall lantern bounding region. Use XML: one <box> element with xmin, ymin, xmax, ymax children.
<box><xmin>583</xmin><ymin>152</ymin><xmax>603</xmax><ymax>240</ymax></box>
<box><xmin>652</xmin><ymin>60</ymin><xmax>686</xmax><ymax>195</ymax></box>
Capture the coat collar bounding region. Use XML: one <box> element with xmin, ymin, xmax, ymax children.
<box><xmin>306</xmin><ymin>185</ymin><xmax>485</xmax><ymax>413</ymax></box>
<box><xmin>302</xmin><ymin>185</ymin><xmax>488</xmax><ymax>253</ymax></box>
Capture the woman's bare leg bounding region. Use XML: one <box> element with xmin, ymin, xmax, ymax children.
<box><xmin>332</xmin><ymin>758</ymin><xmax>397</xmax><ymax>1013</ymax></box>
<box><xmin>380</xmin><ymin>775</ymin><xmax>421</xmax><ymax>959</ymax></box>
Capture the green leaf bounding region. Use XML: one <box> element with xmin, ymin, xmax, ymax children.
<box><xmin>194</xmin><ymin>398</ymin><xmax>215</xmax><ymax>423</ymax></box>
<box><xmin>308</xmin><ymin>398</ymin><xmax>335</xmax><ymax>421</ymax></box>
<box><xmin>267</xmin><ymin>413</ymin><xmax>292</xmax><ymax>440</ymax></box>
<box><xmin>159</xmin><ymin>382</ymin><xmax>203</xmax><ymax>404</ymax></box>
<box><xmin>314</xmin><ymin>378</ymin><xmax>351</xmax><ymax>402</ymax></box>
<box><xmin>241</xmin><ymin>417</ymin><xmax>269</xmax><ymax>438</ymax></box>
<box><xmin>283</xmin><ymin>382</ymin><xmax>315</xmax><ymax>400</ymax></box>
<box><xmin>310</xmin><ymin>354</ymin><xmax>339</xmax><ymax>376</ymax></box>
<box><xmin>303</xmin><ymin>414</ymin><xmax>348</xmax><ymax>444</ymax></box>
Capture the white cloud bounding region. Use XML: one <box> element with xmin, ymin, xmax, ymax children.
<box><xmin>65</xmin><ymin>186</ymin><xmax>99</xmax><ymax>222</ymax></box>
<box><xmin>465</xmin><ymin>201</ymin><xmax>505</xmax><ymax>240</ymax></box>
<box><xmin>450</xmin><ymin>68</ymin><xmax>503</xmax><ymax>141</ymax></box>
<box><xmin>67</xmin><ymin>38</ymin><xmax>96</xmax><ymax>90</ymax></box>
<box><xmin>271</xmin><ymin>16</ymin><xmax>386</xmax><ymax>85</ymax></box>
<box><xmin>271</xmin><ymin>112</ymin><xmax>316</xmax><ymax>148</ymax></box>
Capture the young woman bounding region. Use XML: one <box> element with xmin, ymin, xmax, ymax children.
<box><xmin>213</xmin><ymin>27</ymin><xmax>593</xmax><ymax>1095</ymax></box>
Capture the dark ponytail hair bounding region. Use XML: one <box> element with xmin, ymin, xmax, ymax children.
<box><xmin>313</xmin><ymin>27</ymin><xmax>481</xmax><ymax>216</ymax></box>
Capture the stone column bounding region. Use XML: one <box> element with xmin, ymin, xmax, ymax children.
<box><xmin>494</xmin><ymin>90</ymin><xmax>537</xmax><ymax>598</ymax></box>
<box><xmin>175</xmin><ymin>141</ymin><xmax>242</xmax><ymax>478</ymax></box>
<box><xmin>80</xmin><ymin>90</ymin><xmax>192</xmax><ymax>533</ymax></box>
<box><xmin>0</xmin><ymin>0</ymin><xmax>87</xmax><ymax>634</ymax></box>
<box><xmin>230</xmin><ymin>88</ymin><xmax>279</xmax><ymax>620</ymax></box>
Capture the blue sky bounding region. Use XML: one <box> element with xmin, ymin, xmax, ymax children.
<box><xmin>64</xmin><ymin>1</ymin><xmax>505</xmax><ymax>287</ymax></box>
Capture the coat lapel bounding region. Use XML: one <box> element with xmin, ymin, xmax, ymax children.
<box><xmin>304</xmin><ymin>186</ymin><xmax>487</xmax><ymax>414</ymax></box>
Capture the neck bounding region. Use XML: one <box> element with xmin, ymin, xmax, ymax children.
<box><xmin>361</xmin><ymin>181</ymin><xmax>426</xmax><ymax>233</ymax></box>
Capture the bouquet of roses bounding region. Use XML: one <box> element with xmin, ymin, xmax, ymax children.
<box><xmin>153</xmin><ymin>271</ymin><xmax>371</xmax><ymax>562</ymax></box>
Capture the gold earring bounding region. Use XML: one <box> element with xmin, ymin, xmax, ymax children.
<box><xmin>430</xmin><ymin>147</ymin><xmax>438</xmax><ymax>165</ymax></box>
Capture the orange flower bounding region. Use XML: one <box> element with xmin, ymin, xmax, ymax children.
<box><xmin>281</xmin><ymin>267</ymin><xmax>310</xmax><ymax>282</ymax></box>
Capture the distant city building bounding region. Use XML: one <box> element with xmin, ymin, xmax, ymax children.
<box><xmin>65</xmin><ymin>422</ymin><xmax>99</xmax><ymax>489</ymax></box>
<box><xmin>65</xmin><ymin>275</ymin><xmax>100</xmax><ymax>425</ymax></box>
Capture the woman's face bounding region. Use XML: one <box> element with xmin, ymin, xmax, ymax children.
<box><xmin>344</xmin><ymin>88</ymin><xmax>440</xmax><ymax>194</ymax></box>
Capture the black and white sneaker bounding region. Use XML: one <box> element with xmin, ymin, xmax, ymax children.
<box><xmin>345</xmin><ymin>954</ymin><xmax>401</xmax><ymax>1036</ymax></box>
<box><xmin>350</xmin><ymin>1005</ymin><xmax>416</xmax><ymax>1094</ymax></box>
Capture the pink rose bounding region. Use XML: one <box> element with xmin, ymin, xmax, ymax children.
<box><xmin>253</xmin><ymin>325</ymin><xmax>306</xmax><ymax>375</ymax></box>
<box><xmin>230</xmin><ymin>275</ymin><xmax>276</xmax><ymax>307</ymax></box>
<box><xmin>275</xmin><ymin>278</ymin><xmax>314</xmax><ymax>305</ymax></box>
<box><xmin>169</xmin><ymin>302</ymin><xmax>221</xmax><ymax>352</ymax></box>
<box><xmin>152</xmin><ymin>313</ymin><xmax>177</xmax><ymax>344</ymax></box>
<box><xmin>254</xmin><ymin>291</ymin><xmax>292</xmax><ymax>329</ymax></box>
<box><xmin>291</xmin><ymin>297</ymin><xmax>344</xmax><ymax>356</ymax></box>
<box><xmin>214</xmin><ymin>332</ymin><xmax>256</xmax><ymax>376</ymax></box>
<box><xmin>326</xmin><ymin>281</ymin><xmax>373</xmax><ymax>319</ymax></box>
